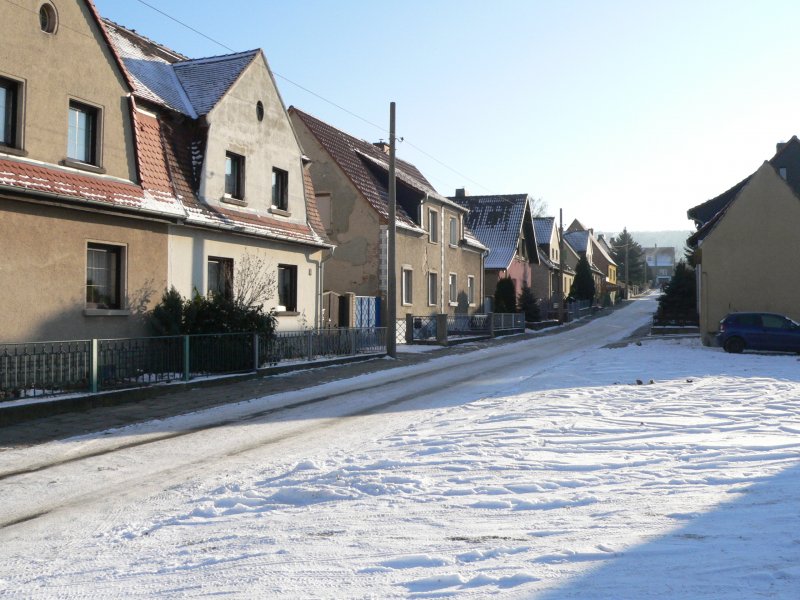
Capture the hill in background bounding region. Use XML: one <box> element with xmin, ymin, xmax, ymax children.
<box><xmin>597</xmin><ymin>230</ymin><xmax>693</xmax><ymax>251</ymax></box>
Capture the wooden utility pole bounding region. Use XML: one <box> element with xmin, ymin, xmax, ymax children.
<box><xmin>387</xmin><ymin>102</ymin><xmax>397</xmax><ymax>357</ymax></box>
<box><xmin>624</xmin><ymin>226</ymin><xmax>629</xmax><ymax>299</ymax></box>
<box><xmin>558</xmin><ymin>208</ymin><xmax>565</xmax><ymax>323</ymax></box>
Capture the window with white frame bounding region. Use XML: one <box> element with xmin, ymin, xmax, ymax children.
<box><xmin>68</xmin><ymin>100</ymin><xmax>99</xmax><ymax>165</ymax></box>
<box><xmin>278</xmin><ymin>264</ymin><xmax>297</xmax><ymax>311</ymax></box>
<box><xmin>207</xmin><ymin>256</ymin><xmax>233</xmax><ymax>300</ymax></box>
<box><xmin>449</xmin><ymin>273</ymin><xmax>457</xmax><ymax>304</ymax></box>
<box><xmin>428</xmin><ymin>208</ymin><xmax>439</xmax><ymax>243</ymax></box>
<box><xmin>272</xmin><ymin>167</ymin><xmax>289</xmax><ymax>211</ymax></box>
<box><xmin>467</xmin><ymin>275</ymin><xmax>475</xmax><ymax>305</ymax></box>
<box><xmin>401</xmin><ymin>267</ymin><xmax>413</xmax><ymax>305</ymax></box>
<box><xmin>449</xmin><ymin>216</ymin><xmax>458</xmax><ymax>246</ymax></box>
<box><xmin>86</xmin><ymin>243</ymin><xmax>123</xmax><ymax>309</ymax></box>
<box><xmin>427</xmin><ymin>272</ymin><xmax>437</xmax><ymax>306</ymax></box>
<box><xmin>0</xmin><ymin>77</ymin><xmax>21</xmax><ymax>149</ymax></box>
<box><xmin>224</xmin><ymin>152</ymin><xmax>245</xmax><ymax>200</ymax></box>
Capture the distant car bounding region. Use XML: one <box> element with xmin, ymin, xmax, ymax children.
<box><xmin>717</xmin><ymin>312</ymin><xmax>800</xmax><ymax>354</ymax></box>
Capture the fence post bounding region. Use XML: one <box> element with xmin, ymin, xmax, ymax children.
<box><xmin>183</xmin><ymin>335</ymin><xmax>190</xmax><ymax>382</ymax></box>
<box><xmin>307</xmin><ymin>329</ymin><xmax>314</xmax><ymax>361</ymax></box>
<box><xmin>488</xmin><ymin>312</ymin><xmax>495</xmax><ymax>338</ymax></box>
<box><xmin>405</xmin><ymin>314</ymin><xmax>414</xmax><ymax>343</ymax></box>
<box><xmin>90</xmin><ymin>338</ymin><xmax>98</xmax><ymax>394</ymax></box>
<box><xmin>436</xmin><ymin>314</ymin><xmax>448</xmax><ymax>345</ymax></box>
<box><xmin>253</xmin><ymin>333</ymin><xmax>260</xmax><ymax>371</ymax></box>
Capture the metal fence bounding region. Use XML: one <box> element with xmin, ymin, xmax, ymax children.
<box><xmin>395</xmin><ymin>319</ymin><xmax>407</xmax><ymax>345</ymax></box>
<box><xmin>492</xmin><ymin>313</ymin><xmax>525</xmax><ymax>332</ymax></box>
<box><xmin>409</xmin><ymin>316</ymin><xmax>437</xmax><ymax>341</ymax></box>
<box><xmin>448</xmin><ymin>314</ymin><xmax>490</xmax><ymax>337</ymax></box>
<box><xmin>0</xmin><ymin>327</ymin><xmax>387</xmax><ymax>401</ymax></box>
<box><xmin>566</xmin><ymin>300</ymin><xmax>592</xmax><ymax>322</ymax></box>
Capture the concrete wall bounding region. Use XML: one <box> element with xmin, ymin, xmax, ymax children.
<box><xmin>168</xmin><ymin>226</ymin><xmax>323</xmax><ymax>330</ymax></box>
<box><xmin>698</xmin><ymin>162</ymin><xmax>800</xmax><ymax>342</ymax></box>
<box><xmin>200</xmin><ymin>55</ymin><xmax>307</xmax><ymax>227</ymax></box>
<box><xmin>0</xmin><ymin>0</ymin><xmax>136</xmax><ymax>180</ymax></box>
<box><xmin>0</xmin><ymin>197</ymin><xmax>167</xmax><ymax>342</ymax></box>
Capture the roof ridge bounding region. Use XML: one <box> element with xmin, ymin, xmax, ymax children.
<box><xmin>101</xmin><ymin>17</ymin><xmax>188</xmax><ymax>62</ymax></box>
<box><xmin>174</xmin><ymin>49</ymin><xmax>260</xmax><ymax>67</ymax></box>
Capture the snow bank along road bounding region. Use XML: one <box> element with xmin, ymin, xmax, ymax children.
<box><xmin>2</xmin><ymin>295</ymin><xmax>799</xmax><ymax>598</ymax></box>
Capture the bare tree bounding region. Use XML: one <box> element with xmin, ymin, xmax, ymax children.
<box><xmin>234</xmin><ymin>250</ymin><xmax>276</xmax><ymax>309</ymax></box>
<box><xmin>529</xmin><ymin>196</ymin><xmax>548</xmax><ymax>218</ymax></box>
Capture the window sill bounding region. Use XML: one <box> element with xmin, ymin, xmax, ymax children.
<box><xmin>428</xmin><ymin>239</ymin><xmax>439</xmax><ymax>245</ymax></box>
<box><xmin>401</xmin><ymin>302</ymin><xmax>412</xmax><ymax>307</ymax></box>
<box><xmin>275</xmin><ymin>310</ymin><xmax>299</xmax><ymax>317</ymax></box>
<box><xmin>448</xmin><ymin>301</ymin><xmax>458</xmax><ymax>307</ymax></box>
<box><xmin>84</xmin><ymin>308</ymin><xmax>130</xmax><ymax>317</ymax></box>
<box><xmin>0</xmin><ymin>145</ymin><xmax>27</xmax><ymax>158</ymax></box>
<box><xmin>221</xmin><ymin>195</ymin><xmax>247</xmax><ymax>207</ymax></box>
<box><xmin>269</xmin><ymin>206</ymin><xmax>291</xmax><ymax>217</ymax></box>
<box><xmin>61</xmin><ymin>158</ymin><xmax>106</xmax><ymax>175</ymax></box>
<box><xmin>448</xmin><ymin>243</ymin><xmax>459</xmax><ymax>249</ymax></box>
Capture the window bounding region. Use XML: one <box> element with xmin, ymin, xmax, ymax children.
<box><xmin>402</xmin><ymin>268</ymin><xmax>413</xmax><ymax>305</ymax></box>
<box><xmin>207</xmin><ymin>257</ymin><xmax>233</xmax><ymax>300</ymax></box>
<box><xmin>427</xmin><ymin>272</ymin><xmax>437</xmax><ymax>306</ymax></box>
<box><xmin>278</xmin><ymin>264</ymin><xmax>297</xmax><ymax>311</ymax></box>
<box><xmin>449</xmin><ymin>216</ymin><xmax>458</xmax><ymax>246</ymax></box>
<box><xmin>86</xmin><ymin>243</ymin><xmax>123</xmax><ymax>309</ymax></box>
<box><xmin>0</xmin><ymin>77</ymin><xmax>19</xmax><ymax>148</ymax></box>
<box><xmin>467</xmin><ymin>275</ymin><xmax>475</xmax><ymax>305</ymax></box>
<box><xmin>224</xmin><ymin>152</ymin><xmax>245</xmax><ymax>200</ymax></box>
<box><xmin>449</xmin><ymin>273</ymin><xmax>457</xmax><ymax>304</ymax></box>
<box><xmin>428</xmin><ymin>209</ymin><xmax>439</xmax><ymax>243</ymax></box>
<box><xmin>68</xmin><ymin>101</ymin><xmax>98</xmax><ymax>164</ymax></box>
<box><xmin>256</xmin><ymin>100</ymin><xmax>264</xmax><ymax>122</ymax></box>
<box><xmin>272</xmin><ymin>167</ymin><xmax>288</xmax><ymax>211</ymax></box>
<box><xmin>39</xmin><ymin>3</ymin><xmax>57</xmax><ymax>34</ymax></box>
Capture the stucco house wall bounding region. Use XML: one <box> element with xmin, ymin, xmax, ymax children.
<box><xmin>0</xmin><ymin>200</ymin><xmax>167</xmax><ymax>342</ymax></box>
<box><xmin>2</xmin><ymin>0</ymin><xmax>137</xmax><ymax>180</ymax></box>
<box><xmin>697</xmin><ymin>162</ymin><xmax>800</xmax><ymax>342</ymax></box>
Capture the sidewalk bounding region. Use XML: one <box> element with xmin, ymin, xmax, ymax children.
<box><xmin>0</xmin><ymin>303</ymin><xmax>639</xmax><ymax>448</ymax></box>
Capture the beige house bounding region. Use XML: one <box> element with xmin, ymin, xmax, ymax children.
<box><xmin>688</xmin><ymin>137</ymin><xmax>800</xmax><ymax>344</ymax></box>
<box><xmin>289</xmin><ymin>108</ymin><xmax>486</xmax><ymax>324</ymax></box>
<box><xmin>532</xmin><ymin>217</ymin><xmax>576</xmax><ymax>318</ymax></box>
<box><xmin>0</xmin><ymin>0</ymin><xmax>331</xmax><ymax>343</ymax></box>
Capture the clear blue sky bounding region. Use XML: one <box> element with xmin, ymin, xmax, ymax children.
<box><xmin>95</xmin><ymin>0</ymin><xmax>800</xmax><ymax>232</ymax></box>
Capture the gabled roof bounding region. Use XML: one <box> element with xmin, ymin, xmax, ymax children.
<box><xmin>450</xmin><ymin>194</ymin><xmax>538</xmax><ymax>269</ymax></box>
<box><xmin>533</xmin><ymin>216</ymin><xmax>555</xmax><ymax>247</ymax></box>
<box><xmin>289</xmin><ymin>107</ymin><xmax>427</xmax><ymax>232</ymax></box>
<box><xmin>563</xmin><ymin>230</ymin><xmax>590</xmax><ymax>253</ymax></box>
<box><xmin>103</xmin><ymin>19</ymin><xmax>259</xmax><ymax>118</ymax></box>
<box><xmin>688</xmin><ymin>136</ymin><xmax>800</xmax><ymax>238</ymax></box>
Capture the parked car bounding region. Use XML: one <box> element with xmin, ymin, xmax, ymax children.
<box><xmin>717</xmin><ymin>312</ymin><xmax>800</xmax><ymax>353</ymax></box>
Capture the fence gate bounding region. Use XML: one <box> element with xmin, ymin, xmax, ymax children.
<box><xmin>354</xmin><ymin>296</ymin><xmax>380</xmax><ymax>328</ymax></box>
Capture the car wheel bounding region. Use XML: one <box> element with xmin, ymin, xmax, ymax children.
<box><xmin>724</xmin><ymin>337</ymin><xmax>745</xmax><ymax>354</ymax></box>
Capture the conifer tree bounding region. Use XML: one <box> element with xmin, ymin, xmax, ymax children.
<box><xmin>568</xmin><ymin>255</ymin><xmax>596</xmax><ymax>302</ymax></box>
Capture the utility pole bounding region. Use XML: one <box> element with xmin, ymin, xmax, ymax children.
<box><xmin>558</xmin><ymin>208</ymin><xmax>565</xmax><ymax>323</ymax></box>
<box><xmin>386</xmin><ymin>102</ymin><xmax>397</xmax><ymax>358</ymax></box>
<box><xmin>624</xmin><ymin>226</ymin><xmax>629</xmax><ymax>299</ymax></box>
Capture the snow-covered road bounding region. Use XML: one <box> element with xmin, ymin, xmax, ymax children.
<box><xmin>2</xmin><ymin>296</ymin><xmax>800</xmax><ymax>599</ymax></box>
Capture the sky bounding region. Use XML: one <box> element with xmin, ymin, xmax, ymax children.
<box><xmin>93</xmin><ymin>0</ymin><xmax>800</xmax><ymax>232</ymax></box>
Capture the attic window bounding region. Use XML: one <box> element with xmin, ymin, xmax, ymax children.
<box><xmin>256</xmin><ymin>101</ymin><xmax>264</xmax><ymax>122</ymax></box>
<box><xmin>39</xmin><ymin>3</ymin><xmax>57</xmax><ymax>34</ymax></box>
<box><xmin>780</xmin><ymin>167</ymin><xmax>787</xmax><ymax>180</ymax></box>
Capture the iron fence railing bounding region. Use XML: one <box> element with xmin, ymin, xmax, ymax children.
<box><xmin>0</xmin><ymin>340</ymin><xmax>91</xmax><ymax>400</ymax></box>
<box><xmin>0</xmin><ymin>327</ymin><xmax>387</xmax><ymax>401</ymax></box>
<box><xmin>447</xmin><ymin>314</ymin><xmax>490</xmax><ymax>336</ymax></box>
<box><xmin>395</xmin><ymin>319</ymin><xmax>407</xmax><ymax>345</ymax></box>
<box><xmin>492</xmin><ymin>313</ymin><xmax>525</xmax><ymax>331</ymax></box>
<box><xmin>566</xmin><ymin>300</ymin><xmax>592</xmax><ymax>322</ymax></box>
<box><xmin>410</xmin><ymin>316</ymin><xmax>437</xmax><ymax>341</ymax></box>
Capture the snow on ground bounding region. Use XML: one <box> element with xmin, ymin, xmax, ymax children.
<box><xmin>2</xmin><ymin>332</ymin><xmax>800</xmax><ymax>598</ymax></box>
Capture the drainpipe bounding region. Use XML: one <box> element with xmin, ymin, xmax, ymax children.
<box><xmin>314</xmin><ymin>246</ymin><xmax>335</xmax><ymax>328</ymax></box>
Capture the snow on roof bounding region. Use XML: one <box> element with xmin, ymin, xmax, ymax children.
<box><xmin>173</xmin><ymin>51</ymin><xmax>260</xmax><ymax>116</ymax></box>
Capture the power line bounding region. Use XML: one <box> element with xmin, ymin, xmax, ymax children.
<box><xmin>131</xmin><ymin>0</ymin><xmax>491</xmax><ymax>193</ymax></box>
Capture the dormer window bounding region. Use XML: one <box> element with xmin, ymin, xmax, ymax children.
<box><xmin>224</xmin><ymin>152</ymin><xmax>245</xmax><ymax>200</ymax></box>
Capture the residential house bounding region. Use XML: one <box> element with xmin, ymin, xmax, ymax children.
<box><xmin>688</xmin><ymin>137</ymin><xmax>800</xmax><ymax>343</ymax></box>
<box><xmin>0</xmin><ymin>0</ymin><xmax>330</xmax><ymax>343</ymax></box>
<box><xmin>0</xmin><ymin>0</ymin><xmax>179</xmax><ymax>342</ymax></box>
<box><xmin>449</xmin><ymin>191</ymin><xmax>539</xmax><ymax>307</ymax></box>
<box><xmin>643</xmin><ymin>246</ymin><xmax>675</xmax><ymax>288</ymax></box>
<box><xmin>289</xmin><ymin>108</ymin><xmax>486</xmax><ymax>323</ymax></box>
<box><xmin>104</xmin><ymin>20</ymin><xmax>332</xmax><ymax>331</ymax></box>
<box><xmin>563</xmin><ymin>221</ymin><xmax>606</xmax><ymax>300</ymax></box>
<box><xmin>532</xmin><ymin>217</ymin><xmax>576</xmax><ymax>318</ymax></box>
<box><xmin>592</xmin><ymin>234</ymin><xmax>619</xmax><ymax>303</ymax></box>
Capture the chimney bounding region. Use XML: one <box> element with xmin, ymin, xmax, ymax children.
<box><xmin>455</xmin><ymin>187</ymin><xmax>467</xmax><ymax>198</ymax></box>
<box><xmin>373</xmin><ymin>140</ymin><xmax>390</xmax><ymax>155</ymax></box>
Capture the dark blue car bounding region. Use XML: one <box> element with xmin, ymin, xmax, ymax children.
<box><xmin>717</xmin><ymin>312</ymin><xmax>800</xmax><ymax>354</ymax></box>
